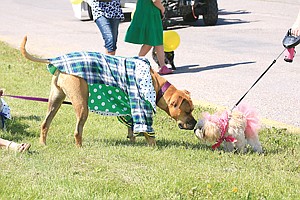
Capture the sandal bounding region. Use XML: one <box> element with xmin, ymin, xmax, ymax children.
<box><xmin>158</xmin><ymin>66</ymin><xmax>173</xmax><ymax>75</ymax></box>
<box><xmin>7</xmin><ymin>142</ymin><xmax>31</xmax><ymax>153</ymax></box>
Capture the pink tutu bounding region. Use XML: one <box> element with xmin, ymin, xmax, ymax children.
<box><xmin>237</xmin><ymin>104</ymin><xmax>260</xmax><ymax>138</ymax></box>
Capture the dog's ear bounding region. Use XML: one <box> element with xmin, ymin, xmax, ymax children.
<box><xmin>183</xmin><ymin>90</ymin><xmax>190</xmax><ymax>96</ymax></box>
<box><xmin>203</xmin><ymin>121</ymin><xmax>220</xmax><ymax>142</ymax></box>
<box><xmin>170</xmin><ymin>95</ymin><xmax>184</xmax><ymax>109</ymax></box>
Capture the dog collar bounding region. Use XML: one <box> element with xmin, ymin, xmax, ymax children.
<box><xmin>156</xmin><ymin>81</ymin><xmax>171</xmax><ymax>104</ymax></box>
<box><xmin>207</xmin><ymin>111</ymin><xmax>236</xmax><ymax>149</ymax></box>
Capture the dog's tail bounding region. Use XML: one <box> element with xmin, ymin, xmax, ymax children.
<box><xmin>20</xmin><ymin>36</ymin><xmax>50</xmax><ymax>64</ymax></box>
<box><xmin>237</xmin><ymin>103</ymin><xmax>260</xmax><ymax>138</ymax></box>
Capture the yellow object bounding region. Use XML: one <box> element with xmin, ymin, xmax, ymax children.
<box><xmin>163</xmin><ymin>30</ymin><xmax>180</xmax><ymax>52</ymax></box>
<box><xmin>70</xmin><ymin>0</ymin><xmax>83</xmax><ymax>5</ymax></box>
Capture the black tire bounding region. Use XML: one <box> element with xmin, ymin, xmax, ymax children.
<box><xmin>162</xmin><ymin>20</ymin><xmax>168</xmax><ymax>30</ymax></box>
<box><xmin>183</xmin><ymin>12</ymin><xmax>198</xmax><ymax>22</ymax></box>
<box><xmin>203</xmin><ymin>0</ymin><xmax>218</xmax><ymax>26</ymax></box>
<box><xmin>87</xmin><ymin>4</ymin><xmax>93</xmax><ymax>20</ymax></box>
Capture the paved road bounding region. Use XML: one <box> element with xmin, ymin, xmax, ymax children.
<box><xmin>1</xmin><ymin>0</ymin><xmax>300</xmax><ymax>130</ymax></box>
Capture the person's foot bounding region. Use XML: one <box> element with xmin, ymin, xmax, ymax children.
<box><xmin>7</xmin><ymin>142</ymin><xmax>31</xmax><ymax>153</ymax></box>
<box><xmin>158</xmin><ymin>66</ymin><xmax>173</xmax><ymax>75</ymax></box>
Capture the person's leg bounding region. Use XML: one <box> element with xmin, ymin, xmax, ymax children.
<box><xmin>139</xmin><ymin>44</ymin><xmax>152</xmax><ymax>56</ymax></box>
<box><xmin>0</xmin><ymin>138</ymin><xmax>31</xmax><ymax>153</ymax></box>
<box><xmin>154</xmin><ymin>45</ymin><xmax>172</xmax><ymax>75</ymax></box>
<box><xmin>110</xmin><ymin>18</ymin><xmax>120</xmax><ymax>55</ymax></box>
<box><xmin>0</xmin><ymin>138</ymin><xmax>10</xmax><ymax>148</ymax></box>
<box><xmin>154</xmin><ymin>45</ymin><xmax>166</xmax><ymax>67</ymax></box>
<box><xmin>95</xmin><ymin>16</ymin><xmax>116</xmax><ymax>55</ymax></box>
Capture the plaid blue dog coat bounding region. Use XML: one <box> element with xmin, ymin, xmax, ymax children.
<box><xmin>47</xmin><ymin>52</ymin><xmax>156</xmax><ymax>135</ymax></box>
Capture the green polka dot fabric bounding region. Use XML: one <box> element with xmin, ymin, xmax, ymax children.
<box><xmin>88</xmin><ymin>84</ymin><xmax>130</xmax><ymax>116</ymax></box>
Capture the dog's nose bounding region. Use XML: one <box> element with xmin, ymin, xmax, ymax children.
<box><xmin>191</xmin><ymin>118</ymin><xmax>197</xmax><ymax>127</ymax></box>
<box><xmin>187</xmin><ymin>119</ymin><xmax>197</xmax><ymax>130</ymax></box>
<box><xmin>178</xmin><ymin>124</ymin><xmax>183</xmax><ymax>129</ymax></box>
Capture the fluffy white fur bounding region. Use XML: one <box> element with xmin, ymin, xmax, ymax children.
<box><xmin>194</xmin><ymin>104</ymin><xmax>263</xmax><ymax>153</ymax></box>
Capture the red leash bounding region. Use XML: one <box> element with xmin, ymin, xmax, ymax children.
<box><xmin>3</xmin><ymin>94</ymin><xmax>72</xmax><ymax>105</ymax></box>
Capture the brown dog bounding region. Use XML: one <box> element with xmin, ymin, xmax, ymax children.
<box><xmin>20</xmin><ymin>36</ymin><xmax>196</xmax><ymax>147</ymax></box>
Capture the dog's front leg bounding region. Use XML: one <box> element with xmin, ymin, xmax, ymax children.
<box><xmin>247</xmin><ymin>137</ymin><xmax>263</xmax><ymax>153</ymax></box>
<box><xmin>223</xmin><ymin>142</ymin><xmax>235</xmax><ymax>152</ymax></box>
<box><xmin>127</xmin><ymin>127</ymin><xmax>136</xmax><ymax>143</ymax></box>
<box><xmin>234</xmin><ymin>137</ymin><xmax>248</xmax><ymax>153</ymax></box>
<box><xmin>144</xmin><ymin>133</ymin><xmax>156</xmax><ymax>146</ymax></box>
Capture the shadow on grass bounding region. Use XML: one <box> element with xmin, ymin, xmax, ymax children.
<box><xmin>157</xmin><ymin>138</ymin><xmax>212</xmax><ymax>150</ymax></box>
<box><xmin>1</xmin><ymin>115</ymin><xmax>41</xmax><ymax>141</ymax></box>
<box><xmin>98</xmin><ymin>136</ymin><xmax>287</xmax><ymax>155</ymax></box>
<box><xmin>99</xmin><ymin>137</ymin><xmax>212</xmax><ymax>151</ymax></box>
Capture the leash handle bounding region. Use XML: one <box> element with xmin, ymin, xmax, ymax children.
<box><xmin>232</xmin><ymin>48</ymin><xmax>286</xmax><ymax>110</ymax></box>
<box><xmin>3</xmin><ymin>94</ymin><xmax>72</xmax><ymax>105</ymax></box>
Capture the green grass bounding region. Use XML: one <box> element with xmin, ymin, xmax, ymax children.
<box><xmin>0</xmin><ymin>41</ymin><xmax>299</xmax><ymax>199</ymax></box>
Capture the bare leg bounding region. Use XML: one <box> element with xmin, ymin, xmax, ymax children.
<box><xmin>138</xmin><ymin>44</ymin><xmax>152</xmax><ymax>57</ymax></box>
<box><xmin>0</xmin><ymin>138</ymin><xmax>31</xmax><ymax>153</ymax></box>
<box><xmin>0</xmin><ymin>138</ymin><xmax>11</xmax><ymax>148</ymax></box>
<box><xmin>154</xmin><ymin>45</ymin><xmax>166</xmax><ymax>68</ymax></box>
<box><xmin>106</xmin><ymin>50</ymin><xmax>116</xmax><ymax>55</ymax></box>
<box><xmin>154</xmin><ymin>45</ymin><xmax>172</xmax><ymax>74</ymax></box>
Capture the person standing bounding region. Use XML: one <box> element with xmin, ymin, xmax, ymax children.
<box><xmin>90</xmin><ymin>0</ymin><xmax>124</xmax><ymax>55</ymax></box>
<box><xmin>125</xmin><ymin>0</ymin><xmax>172</xmax><ymax>75</ymax></box>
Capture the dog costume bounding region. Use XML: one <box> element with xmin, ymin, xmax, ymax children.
<box><xmin>200</xmin><ymin>104</ymin><xmax>261</xmax><ymax>150</ymax></box>
<box><xmin>202</xmin><ymin>111</ymin><xmax>237</xmax><ymax>149</ymax></box>
<box><xmin>47</xmin><ymin>52</ymin><xmax>156</xmax><ymax>136</ymax></box>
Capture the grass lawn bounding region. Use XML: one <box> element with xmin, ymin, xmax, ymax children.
<box><xmin>0</xmin><ymin>41</ymin><xmax>299</xmax><ymax>199</ymax></box>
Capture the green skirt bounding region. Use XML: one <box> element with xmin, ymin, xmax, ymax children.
<box><xmin>125</xmin><ymin>0</ymin><xmax>163</xmax><ymax>46</ymax></box>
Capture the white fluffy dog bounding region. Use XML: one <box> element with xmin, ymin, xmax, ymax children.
<box><xmin>194</xmin><ymin>104</ymin><xmax>263</xmax><ymax>153</ymax></box>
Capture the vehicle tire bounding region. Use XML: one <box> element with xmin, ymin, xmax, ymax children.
<box><xmin>87</xmin><ymin>4</ymin><xmax>93</xmax><ymax>20</ymax></box>
<box><xmin>162</xmin><ymin>20</ymin><xmax>168</xmax><ymax>30</ymax></box>
<box><xmin>183</xmin><ymin>12</ymin><xmax>198</xmax><ymax>22</ymax></box>
<box><xmin>202</xmin><ymin>0</ymin><xmax>218</xmax><ymax>26</ymax></box>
